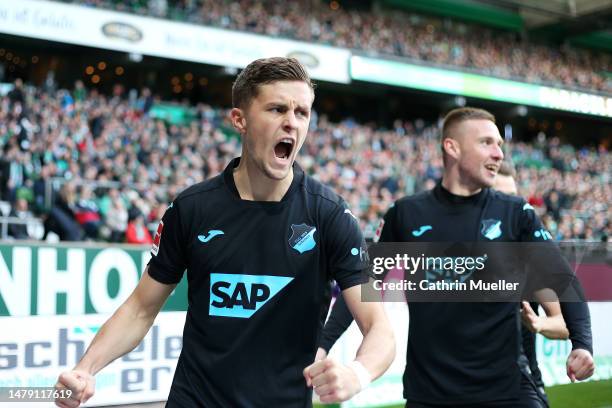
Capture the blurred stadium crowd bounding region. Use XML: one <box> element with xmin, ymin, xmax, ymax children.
<box><xmin>63</xmin><ymin>0</ymin><xmax>612</xmax><ymax>93</ymax></box>
<box><xmin>1</xmin><ymin>80</ymin><xmax>610</xmax><ymax>243</ymax></box>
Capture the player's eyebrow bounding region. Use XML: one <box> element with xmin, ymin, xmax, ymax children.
<box><xmin>264</xmin><ymin>100</ymin><xmax>283</xmax><ymax>106</ymax></box>
<box><xmin>264</xmin><ymin>101</ymin><xmax>310</xmax><ymax>113</ymax></box>
<box><xmin>297</xmin><ymin>103</ymin><xmax>310</xmax><ymax>112</ymax></box>
<box><xmin>479</xmin><ymin>135</ymin><xmax>504</xmax><ymax>145</ymax></box>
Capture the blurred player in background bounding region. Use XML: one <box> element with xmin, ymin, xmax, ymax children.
<box><xmin>318</xmin><ymin>107</ymin><xmax>594</xmax><ymax>408</ymax></box>
<box><xmin>54</xmin><ymin>57</ymin><xmax>395</xmax><ymax>407</ymax></box>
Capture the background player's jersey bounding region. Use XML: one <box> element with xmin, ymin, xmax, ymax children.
<box><xmin>380</xmin><ymin>182</ymin><xmax>549</xmax><ymax>405</ymax></box>
<box><xmin>147</xmin><ymin>158</ymin><xmax>368</xmax><ymax>407</ymax></box>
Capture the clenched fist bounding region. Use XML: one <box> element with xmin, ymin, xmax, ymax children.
<box><xmin>566</xmin><ymin>349</ymin><xmax>595</xmax><ymax>382</ymax></box>
<box><xmin>55</xmin><ymin>370</ymin><xmax>95</xmax><ymax>408</ymax></box>
<box><xmin>303</xmin><ymin>358</ymin><xmax>364</xmax><ymax>403</ymax></box>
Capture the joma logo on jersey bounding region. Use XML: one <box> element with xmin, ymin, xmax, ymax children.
<box><xmin>209</xmin><ymin>273</ymin><xmax>294</xmax><ymax>318</ymax></box>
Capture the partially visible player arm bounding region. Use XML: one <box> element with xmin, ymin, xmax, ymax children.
<box><xmin>521</xmin><ymin>298</ymin><xmax>568</xmax><ymax>340</ymax></box>
<box><xmin>522</xmin><ymin>243</ymin><xmax>594</xmax><ymax>381</ymax></box>
<box><xmin>518</xmin><ymin>200</ymin><xmax>594</xmax><ymax>382</ymax></box>
<box><xmin>316</xmin><ymin>293</ymin><xmax>353</xmax><ymax>360</ymax></box>
<box><xmin>316</xmin><ymin>206</ymin><xmax>398</xmax><ymax>359</ymax></box>
<box><xmin>305</xmin><ymin>285</ymin><xmax>394</xmax><ymax>403</ymax></box>
<box><xmin>560</xmin><ymin>301</ymin><xmax>594</xmax><ymax>382</ymax></box>
<box><xmin>343</xmin><ymin>284</ymin><xmax>395</xmax><ymax>379</ymax></box>
<box><xmin>305</xmin><ymin>203</ymin><xmax>395</xmax><ymax>403</ymax></box>
<box><xmin>55</xmin><ymin>267</ymin><xmax>175</xmax><ymax>407</ymax></box>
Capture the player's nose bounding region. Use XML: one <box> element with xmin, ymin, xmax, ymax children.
<box><xmin>282</xmin><ymin>111</ymin><xmax>299</xmax><ymax>133</ymax></box>
<box><xmin>491</xmin><ymin>144</ymin><xmax>504</xmax><ymax>161</ymax></box>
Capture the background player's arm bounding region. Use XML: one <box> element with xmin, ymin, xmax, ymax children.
<box><xmin>521</xmin><ymin>297</ymin><xmax>568</xmax><ymax>340</ymax></box>
<box><xmin>55</xmin><ymin>266</ymin><xmax>175</xmax><ymax>407</ymax></box>
<box><xmin>316</xmin><ymin>293</ymin><xmax>352</xmax><ymax>360</ymax></box>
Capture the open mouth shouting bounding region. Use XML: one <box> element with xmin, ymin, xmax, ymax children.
<box><xmin>273</xmin><ymin>138</ymin><xmax>295</xmax><ymax>165</ymax></box>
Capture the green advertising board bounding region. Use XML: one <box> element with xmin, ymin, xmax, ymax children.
<box><xmin>350</xmin><ymin>56</ymin><xmax>612</xmax><ymax>118</ymax></box>
<box><xmin>0</xmin><ymin>243</ymin><xmax>188</xmax><ymax>316</ymax></box>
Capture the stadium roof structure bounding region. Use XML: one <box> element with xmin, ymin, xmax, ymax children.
<box><xmin>384</xmin><ymin>0</ymin><xmax>612</xmax><ymax>52</ymax></box>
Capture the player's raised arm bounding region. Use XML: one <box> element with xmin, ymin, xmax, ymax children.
<box><xmin>55</xmin><ymin>267</ymin><xmax>176</xmax><ymax>407</ymax></box>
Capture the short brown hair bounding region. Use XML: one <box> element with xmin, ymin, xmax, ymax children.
<box><xmin>442</xmin><ymin>107</ymin><xmax>496</xmax><ymax>141</ymax></box>
<box><xmin>498</xmin><ymin>159</ymin><xmax>516</xmax><ymax>177</ymax></box>
<box><xmin>232</xmin><ymin>57</ymin><xmax>315</xmax><ymax>109</ymax></box>
<box><xmin>440</xmin><ymin>107</ymin><xmax>496</xmax><ymax>162</ymax></box>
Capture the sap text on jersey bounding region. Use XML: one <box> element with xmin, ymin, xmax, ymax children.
<box><xmin>209</xmin><ymin>274</ymin><xmax>293</xmax><ymax>318</ymax></box>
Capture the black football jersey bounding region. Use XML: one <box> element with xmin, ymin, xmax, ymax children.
<box><xmin>147</xmin><ymin>158</ymin><xmax>367</xmax><ymax>407</ymax></box>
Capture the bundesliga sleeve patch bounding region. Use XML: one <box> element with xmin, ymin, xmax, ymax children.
<box><xmin>374</xmin><ymin>219</ymin><xmax>385</xmax><ymax>243</ymax></box>
<box><xmin>151</xmin><ymin>220</ymin><xmax>164</xmax><ymax>256</ymax></box>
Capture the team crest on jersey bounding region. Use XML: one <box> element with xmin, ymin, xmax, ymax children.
<box><xmin>288</xmin><ymin>223</ymin><xmax>317</xmax><ymax>254</ymax></box>
<box><xmin>151</xmin><ymin>221</ymin><xmax>164</xmax><ymax>256</ymax></box>
<box><xmin>481</xmin><ymin>219</ymin><xmax>502</xmax><ymax>240</ymax></box>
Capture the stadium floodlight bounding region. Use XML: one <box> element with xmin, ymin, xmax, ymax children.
<box><xmin>128</xmin><ymin>52</ymin><xmax>143</xmax><ymax>63</ymax></box>
<box><xmin>504</xmin><ymin>124</ymin><xmax>513</xmax><ymax>141</ymax></box>
<box><xmin>454</xmin><ymin>96</ymin><xmax>466</xmax><ymax>107</ymax></box>
<box><xmin>223</xmin><ymin>66</ymin><xmax>239</xmax><ymax>76</ymax></box>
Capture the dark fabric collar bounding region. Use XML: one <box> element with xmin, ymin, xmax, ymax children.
<box><xmin>222</xmin><ymin>157</ymin><xmax>303</xmax><ymax>203</ymax></box>
<box><xmin>433</xmin><ymin>180</ymin><xmax>488</xmax><ymax>208</ymax></box>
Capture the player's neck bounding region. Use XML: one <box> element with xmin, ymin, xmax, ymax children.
<box><xmin>441</xmin><ymin>170</ymin><xmax>483</xmax><ymax>197</ymax></box>
<box><xmin>233</xmin><ymin>157</ymin><xmax>294</xmax><ymax>202</ymax></box>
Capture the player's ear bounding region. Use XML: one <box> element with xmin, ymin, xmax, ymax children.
<box><xmin>230</xmin><ymin>107</ymin><xmax>247</xmax><ymax>136</ymax></box>
<box><xmin>442</xmin><ymin>137</ymin><xmax>460</xmax><ymax>160</ymax></box>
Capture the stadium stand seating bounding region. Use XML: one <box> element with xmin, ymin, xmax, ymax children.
<box><xmin>0</xmin><ymin>83</ymin><xmax>609</xmax><ymax>242</ymax></box>
<box><xmin>61</xmin><ymin>0</ymin><xmax>612</xmax><ymax>92</ymax></box>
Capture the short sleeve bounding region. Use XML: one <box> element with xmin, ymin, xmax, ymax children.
<box><xmin>147</xmin><ymin>201</ymin><xmax>188</xmax><ymax>284</ymax></box>
<box><xmin>324</xmin><ymin>204</ymin><xmax>369</xmax><ymax>290</ymax></box>
<box><xmin>517</xmin><ymin>200</ymin><xmax>550</xmax><ymax>242</ymax></box>
<box><xmin>517</xmin><ymin>200</ymin><xmax>584</xmax><ymax>302</ymax></box>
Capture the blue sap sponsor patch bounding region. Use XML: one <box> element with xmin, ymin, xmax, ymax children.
<box><xmin>209</xmin><ymin>273</ymin><xmax>293</xmax><ymax>318</ymax></box>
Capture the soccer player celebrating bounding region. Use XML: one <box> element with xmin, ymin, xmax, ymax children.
<box><xmin>319</xmin><ymin>107</ymin><xmax>594</xmax><ymax>407</ymax></box>
<box><xmin>54</xmin><ymin>57</ymin><xmax>395</xmax><ymax>407</ymax></box>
